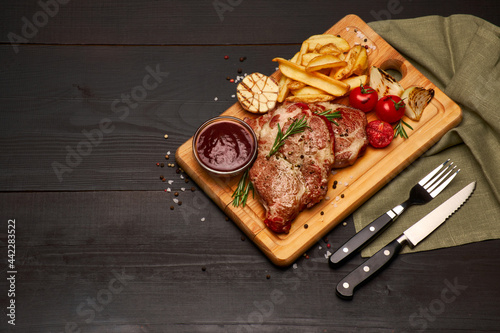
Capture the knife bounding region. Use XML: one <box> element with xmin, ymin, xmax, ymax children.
<box><xmin>336</xmin><ymin>181</ymin><xmax>476</xmax><ymax>299</ymax></box>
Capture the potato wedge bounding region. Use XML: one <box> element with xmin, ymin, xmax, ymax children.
<box><xmin>351</xmin><ymin>45</ymin><xmax>368</xmax><ymax>75</ymax></box>
<box><xmin>301</xmin><ymin>52</ymin><xmax>322</xmax><ymax>66</ymax></box>
<box><xmin>273</xmin><ymin>57</ymin><xmax>350</xmax><ymax>97</ymax></box>
<box><xmin>305</xmin><ymin>54</ymin><xmax>346</xmax><ymax>72</ymax></box>
<box><xmin>341</xmin><ymin>75</ymin><xmax>369</xmax><ymax>91</ymax></box>
<box><xmin>330</xmin><ymin>45</ymin><xmax>364</xmax><ymax>80</ymax></box>
<box><xmin>317</xmin><ymin>43</ymin><xmax>342</xmax><ymax>55</ymax></box>
<box><xmin>305</xmin><ymin>34</ymin><xmax>350</xmax><ymax>52</ymax></box>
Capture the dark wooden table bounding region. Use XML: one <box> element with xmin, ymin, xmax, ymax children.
<box><xmin>2</xmin><ymin>1</ymin><xmax>500</xmax><ymax>332</ymax></box>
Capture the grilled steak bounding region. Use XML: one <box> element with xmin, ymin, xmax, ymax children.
<box><xmin>245</xmin><ymin>102</ymin><xmax>367</xmax><ymax>233</ymax></box>
<box><xmin>246</xmin><ymin>102</ymin><xmax>335</xmax><ymax>233</ymax></box>
<box><xmin>329</xmin><ymin>104</ymin><xmax>369</xmax><ymax>168</ymax></box>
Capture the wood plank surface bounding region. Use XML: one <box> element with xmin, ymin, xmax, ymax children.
<box><xmin>1</xmin><ymin>1</ymin><xmax>500</xmax><ymax>332</ymax></box>
<box><xmin>176</xmin><ymin>15</ymin><xmax>462</xmax><ymax>266</ymax></box>
<box><xmin>1</xmin><ymin>0</ymin><xmax>499</xmax><ymax>45</ymax></box>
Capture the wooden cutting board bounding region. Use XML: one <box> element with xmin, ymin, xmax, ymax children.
<box><xmin>175</xmin><ymin>14</ymin><xmax>462</xmax><ymax>266</ymax></box>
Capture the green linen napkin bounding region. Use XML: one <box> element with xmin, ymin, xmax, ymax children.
<box><xmin>354</xmin><ymin>15</ymin><xmax>500</xmax><ymax>257</ymax></box>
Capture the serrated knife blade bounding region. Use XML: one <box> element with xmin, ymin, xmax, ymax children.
<box><xmin>404</xmin><ymin>181</ymin><xmax>476</xmax><ymax>246</ymax></box>
<box><xmin>336</xmin><ymin>181</ymin><xmax>476</xmax><ymax>299</ymax></box>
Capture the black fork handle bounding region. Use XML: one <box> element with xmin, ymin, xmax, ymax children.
<box><xmin>329</xmin><ymin>199</ymin><xmax>411</xmax><ymax>268</ymax></box>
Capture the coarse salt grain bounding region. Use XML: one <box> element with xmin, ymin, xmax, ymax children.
<box><xmin>180</xmin><ymin>175</ymin><xmax>184</xmax><ymax>179</ymax></box>
<box><xmin>181</xmin><ymin>187</ymin><xmax>185</xmax><ymax>191</ymax></box>
<box><xmin>318</xmin><ymin>246</ymin><xmax>322</xmax><ymax>250</ymax></box>
<box><xmin>173</xmin><ymin>198</ymin><xmax>179</xmax><ymax>204</ymax></box>
<box><xmin>214</xmin><ymin>97</ymin><xmax>218</xmax><ymax>101</ymax></box>
<box><xmin>292</xmin><ymin>263</ymin><xmax>298</xmax><ymax>269</ymax></box>
<box><xmin>168</xmin><ymin>180</ymin><xmax>174</xmax><ymax>185</ymax></box>
<box><xmin>201</xmin><ymin>217</ymin><xmax>206</xmax><ymax>222</ymax></box>
<box><xmin>231</xmin><ymin>94</ymin><xmax>235</xmax><ymax>98</ymax></box>
<box><xmin>324</xmin><ymin>251</ymin><xmax>332</xmax><ymax>259</ymax></box>
<box><xmin>167</xmin><ymin>151</ymin><xmax>171</xmax><ymax>155</ymax></box>
<box><xmin>166</xmin><ymin>188</ymin><xmax>171</xmax><ymax>192</ymax></box>
<box><xmin>325</xmin><ymin>196</ymin><xmax>330</xmax><ymax>200</ymax></box>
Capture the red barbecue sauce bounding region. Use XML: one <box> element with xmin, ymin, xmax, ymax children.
<box><xmin>196</xmin><ymin>120</ymin><xmax>255</xmax><ymax>172</ymax></box>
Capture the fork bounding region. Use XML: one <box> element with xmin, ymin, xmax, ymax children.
<box><xmin>329</xmin><ymin>159</ymin><xmax>459</xmax><ymax>267</ymax></box>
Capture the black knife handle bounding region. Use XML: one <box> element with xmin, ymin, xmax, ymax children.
<box><xmin>329</xmin><ymin>212</ymin><xmax>395</xmax><ymax>268</ymax></box>
<box><xmin>336</xmin><ymin>235</ymin><xmax>407</xmax><ymax>299</ymax></box>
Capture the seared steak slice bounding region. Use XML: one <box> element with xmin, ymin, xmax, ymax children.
<box><xmin>246</xmin><ymin>102</ymin><xmax>335</xmax><ymax>233</ymax></box>
<box><xmin>326</xmin><ymin>104</ymin><xmax>369</xmax><ymax>168</ymax></box>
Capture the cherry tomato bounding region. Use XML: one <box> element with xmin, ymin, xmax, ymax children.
<box><xmin>366</xmin><ymin>120</ymin><xmax>393</xmax><ymax>148</ymax></box>
<box><xmin>375</xmin><ymin>95</ymin><xmax>406</xmax><ymax>123</ymax></box>
<box><xmin>349</xmin><ymin>84</ymin><xmax>378</xmax><ymax>113</ymax></box>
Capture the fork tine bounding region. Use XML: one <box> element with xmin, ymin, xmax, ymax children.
<box><xmin>427</xmin><ymin>164</ymin><xmax>457</xmax><ymax>192</ymax></box>
<box><xmin>424</xmin><ymin>162</ymin><xmax>455</xmax><ymax>190</ymax></box>
<box><xmin>429</xmin><ymin>167</ymin><xmax>460</xmax><ymax>198</ymax></box>
<box><xmin>418</xmin><ymin>159</ymin><xmax>450</xmax><ymax>187</ymax></box>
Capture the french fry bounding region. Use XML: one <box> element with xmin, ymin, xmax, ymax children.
<box><xmin>341</xmin><ymin>75</ymin><xmax>369</xmax><ymax>91</ymax></box>
<box><xmin>292</xmin><ymin>86</ymin><xmax>328</xmax><ymax>96</ymax></box>
<box><xmin>285</xmin><ymin>94</ymin><xmax>336</xmax><ymax>103</ymax></box>
<box><xmin>287</xmin><ymin>80</ymin><xmax>307</xmax><ymax>91</ymax></box>
<box><xmin>277</xmin><ymin>74</ymin><xmax>290</xmax><ymax>103</ymax></box>
<box><xmin>273</xmin><ymin>57</ymin><xmax>350</xmax><ymax>97</ymax></box>
<box><xmin>296</xmin><ymin>42</ymin><xmax>309</xmax><ymax>66</ymax></box>
<box><xmin>271</xmin><ymin>33</ymin><xmax>370</xmax><ymax>104</ymax></box>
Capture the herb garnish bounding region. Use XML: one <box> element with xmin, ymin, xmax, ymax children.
<box><xmin>267</xmin><ymin>116</ymin><xmax>310</xmax><ymax>158</ymax></box>
<box><xmin>393</xmin><ymin>119</ymin><xmax>413</xmax><ymax>139</ymax></box>
<box><xmin>231</xmin><ymin>169</ymin><xmax>253</xmax><ymax>208</ymax></box>
<box><xmin>315</xmin><ymin>109</ymin><xmax>342</xmax><ymax>126</ymax></box>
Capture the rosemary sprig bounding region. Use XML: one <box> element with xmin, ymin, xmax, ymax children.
<box><xmin>393</xmin><ymin>119</ymin><xmax>413</xmax><ymax>139</ymax></box>
<box><xmin>316</xmin><ymin>109</ymin><xmax>342</xmax><ymax>126</ymax></box>
<box><xmin>267</xmin><ymin>115</ymin><xmax>310</xmax><ymax>158</ymax></box>
<box><xmin>231</xmin><ymin>169</ymin><xmax>254</xmax><ymax>208</ymax></box>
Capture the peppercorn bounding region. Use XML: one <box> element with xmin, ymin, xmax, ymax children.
<box><xmin>239</xmin><ymin>56</ymin><xmax>246</xmax><ymax>62</ymax></box>
<box><xmin>304</xmin><ymin>224</ymin><xmax>309</xmax><ymax>229</ymax></box>
<box><xmin>170</xmin><ymin>206</ymin><xmax>174</xmax><ymax>210</ymax></box>
<box><xmin>224</xmin><ymin>55</ymin><xmax>229</xmax><ymax>60</ymax></box>
<box><xmin>266</xmin><ymin>274</ymin><xmax>271</xmax><ymax>279</ymax></box>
